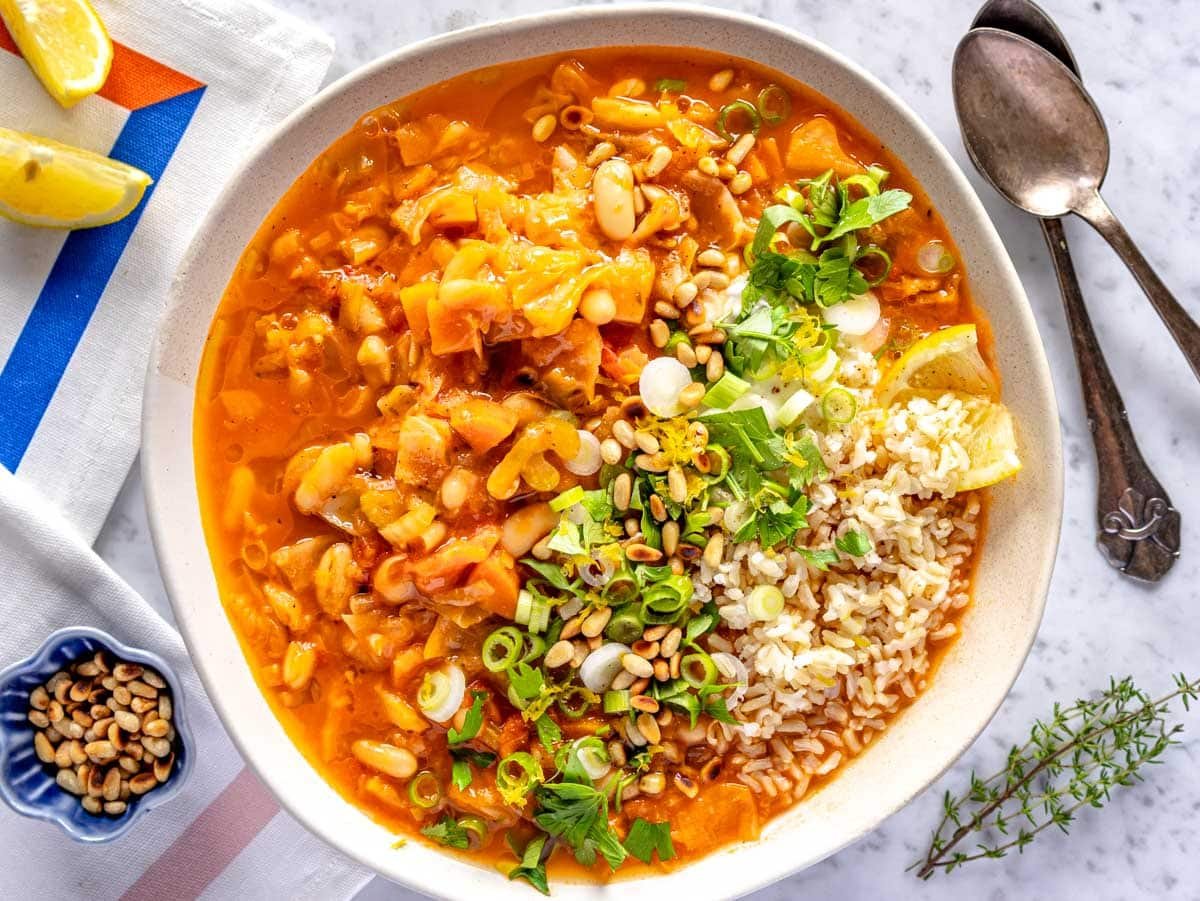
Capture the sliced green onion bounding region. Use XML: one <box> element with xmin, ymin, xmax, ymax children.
<box><xmin>603</xmin><ymin>689</ymin><xmax>631</xmax><ymax>713</ymax></box>
<box><xmin>700</xmin><ymin>445</ymin><xmax>731</xmax><ymax>479</ymax></box>
<box><xmin>821</xmin><ymin>387</ymin><xmax>857</xmax><ymax>424</ymax></box>
<box><xmin>916</xmin><ymin>239</ymin><xmax>956</xmax><ymax>275</ymax></box>
<box><xmin>527</xmin><ymin>596</ymin><xmax>552</xmax><ymax>634</ymax></box>
<box><xmin>867</xmin><ymin>164</ymin><xmax>890</xmax><ymax>186</ymax></box>
<box><xmin>605</xmin><ymin>608</ymin><xmax>644</xmax><ymax>644</ymax></box>
<box><xmin>518</xmin><ymin>633</ymin><xmax>547</xmax><ymax>665</ymax></box>
<box><xmin>681</xmin><ymin>652</ymin><xmax>719</xmax><ymax>688</ymax></box>
<box><xmin>857</xmin><ymin>245</ymin><xmax>894</xmax><ymax>286</ymax></box>
<box><xmin>514</xmin><ymin>589</ymin><xmax>534</xmax><ymax>626</ymax></box>
<box><xmin>482</xmin><ymin>626</ymin><xmax>523</xmax><ymax>672</ymax></box>
<box><xmin>746</xmin><ymin>584</ymin><xmax>786</xmax><ymax>622</ymax></box>
<box><xmin>417</xmin><ymin>665</ymin><xmax>465</xmax><ymax>723</ymax></box>
<box><xmin>407</xmin><ymin>770</ymin><xmax>441</xmax><ymax>809</ymax></box>
<box><xmin>756</xmin><ymin>84</ymin><xmax>791</xmax><ymax>125</ymax></box>
<box><xmin>603</xmin><ymin>566</ymin><xmax>638</xmax><ymax>605</ymax></box>
<box><xmin>841</xmin><ymin>173</ymin><xmax>881</xmax><ymax>197</ymax></box>
<box><xmin>457</xmin><ymin>815</ymin><xmax>488</xmax><ymax>848</ymax></box>
<box><xmin>496</xmin><ymin>752</ymin><xmax>541</xmax><ymax>802</ymax></box>
<box><xmin>556</xmin><ymin>686</ymin><xmax>595</xmax><ymax>719</ymax></box>
<box><xmin>702</xmin><ymin>371</ymin><xmax>750</xmax><ymax>408</ymax></box>
<box><xmin>716</xmin><ymin>99</ymin><xmax>761</xmax><ymax>142</ymax></box>
<box><xmin>776</xmin><ymin>389</ymin><xmax>816</xmax><ymax>428</ymax></box>
<box><xmin>550</xmin><ymin>485</ymin><xmax>585</xmax><ymax>512</ymax></box>
<box><xmin>655</xmin><ymin>77</ymin><xmax>687</xmax><ymax>92</ymax></box>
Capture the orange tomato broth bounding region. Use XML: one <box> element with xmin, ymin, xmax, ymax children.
<box><xmin>195</xmin><ymin>46</ymin><xmax>989</xmax><ymax>882</ymax></box>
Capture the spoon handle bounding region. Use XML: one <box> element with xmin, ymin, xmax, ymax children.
<box><xmin>1041</xmin><ymin>217</ymin><xmax>1180</xmax><ymax>581</ymax></box>
<box><xmin>1073</xmin><ymin>190</ymin><xmax>1200</xmax><ymax>381</ymax></box>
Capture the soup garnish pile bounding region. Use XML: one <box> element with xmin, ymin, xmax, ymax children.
<box><xmin>197</xmin><ymin>49</ymin><xmax>1020</xmax><ymax>890</ymax></box>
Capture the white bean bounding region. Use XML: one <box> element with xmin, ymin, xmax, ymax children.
<box><xmin>593</xmin><ymin>159</ymin><xmax>636</xmax><ymax>241</ymax></box>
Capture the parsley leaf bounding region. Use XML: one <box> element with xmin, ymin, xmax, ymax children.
<box><xmin>702</xmin><ymin>692</ymin><xmax>739</xmax><ymax>725</ymax></box>
<box><xmin>446</xmin><ymin>690</ymin><xmax>486</xmax><ymax>745</ymax></box>
<box><xmin>534</xmin><ymin>781</ymin><xmax>628</xmax><ymax>870</ymax></box>
<box><xmin>450</xmin><ymin>748</ymin><xmax>496</xmax><ymax>790</ymax></box>
<box><xmin>751</xmin><ymin>204</ymin><xmax>809</xmax><ymax>257</ymax></box>
<box><xmin>508</xmin><ymin>662</ymin><xmax>545</xmax><ymax>701</ymax></box>
<box><xmin>624</xmin><ymin>819</ymin><xmax>677</xmax><ymax>864</ymax></box>
<box><xmin>507</xmin><ymin>833</ymin><xmax>550</xmax><ymax>895</ymax></box>
<box><xmin>534</xmin><ymin>714</ymin><xmax>562</xmax><ymax>751</ymax></box>
<box><xmin>683</xmin><ymin>608</ymin><xmax>718</xmax><ymax>646</ymax></box>
<box><xmin>835</xmin><ymin>529</ymin><xmax>873</xmax><ymax>557</ymax></box>
<box><xmin>522</xmin><ymin>559</ymin><xmax>574</xmax><ymax>591</ymax></box>
<box><xmin>819</xmin><ymin>188</ymin><xmax>912</xmax><ymax>245</ymax></box>
<box><xmin>812</xmin><ymin>244</ymin><xmax>870</xmax><ymax>307</ymax></box>
<box><xmin>421</xmin><ymin>815</ymin><xmax>470</xmax><ymax>850</ymax></box>
<box><xmin>798</xmin><ymin>546</ymin><xmax>841</xmax><ymax>571</ymax></box>
<box><xmin>700</xmin><ymin>407</ymin><xmax>786</xmax><ymax>472</ymax></box>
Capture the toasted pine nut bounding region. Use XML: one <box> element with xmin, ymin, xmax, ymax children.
<box><xmin>612</xmin><ymin>419</ymin><xmax>637</xmax><ymax>448</ymax></box>
<box><xmin>675</xmin><ymin>342</ymin><xmax>697</xmax><ymax>367</ymax></box>
<box><xmin>697</xmin><ymin>155</ymin><xmax>720</xmax><ymax>177</ymax></box>
<box><xmin>649</xmin><ymin>318</ymin><xmax>670</xmax><ymax>348</ymax></box>
<box><xmin>613</xmin><ymin>473</ymin><xmax>633</xmax><ymax>511</ymax></box>
<box><xmin>622</xmin><ymin>654</ymin><xmax>655</xmax><ymax>679</ymax></box>
<box><xmin>634</xmin><ymin>431</ymin><xmax>660</xmax><ymax>454</ymax></box>
<box><xmin>544</xmin><ymin>640</ymin><xmax>574</xmax><ymax>669</ymax></box>
<box><xmin>709</xmin><ymin>68</ymin><xmax>735</xmax><ymax>92</ymax></box>
<box><xmin>644</xmin><ymin>145</ymin><xmax>673</xmax><ymax>178</ymax></box>
<box><xmin>704</xmin><ymin>531</ymin><xmax>726</xmax><ymax>568</ymax></box>
<box><xmin>679</xmin><ymin>382</ymin><xmax>706</xmax><ymax>410</ymax></box>
<box><xmin>673</xmin><ymin>280</ymin><xmax>699</xmax><ymax>307</ymax></box>
<box><xmin>600</xmin><ymin>438</ymin><xmax>623</xmax><ymax>465</ymax></box>
<box><xmin>660</xmin><ymin>627</ymin><xmax>683</xmax><ymax>659</ymax></box>
<box><xmin>696</xmin><ymin>248</ymin><xmax>726</xmax><ymax>268</ymax></box>
<box><xmin>586</xmin><ymin>141</ymin><xmax>617</xmax><ymax>167</ymax></box>
<box><xmin>729</xmin><ymin>171</ymin><xmax>753</xmax><ymax>195</ymax></box>
<box><xmin>581</xmin><ymin>607</ymin><xmax>613</xmax><ymax>638</ymax></box>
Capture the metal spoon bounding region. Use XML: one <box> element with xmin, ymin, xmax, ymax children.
<box><xmin>958</xmin><ymin>2</ymin><xmax>1180</xmax><ymax>581</ymax></box>
<box><xmin>954</xmin><ymin>27</ymin><xmax>1200</xmax><ymax>380</ymax></box>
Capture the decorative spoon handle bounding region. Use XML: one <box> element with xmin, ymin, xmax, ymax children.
<box><xmin>1073</xmin><ymin>190</ymin><xmax>1200</xmax><ymax>382</ymax></box>
<box><xmin>1041</xmin><ymin>216</ymin><xmax>1180</xmax><ymax>581</ymax></box>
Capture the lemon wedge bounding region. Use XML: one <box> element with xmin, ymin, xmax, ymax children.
<box><xmin>958</xmin><ymin>398</ymin><xmax>1022</xmax><ymax>490</ymax></box>
<box><xmin>0</xmin><ymin>127</ymin><xmax>152</xmax><ymax>229</ymax></box>
<box><xmin>877</xmin><ymin>323</ymin><xmax>997</xmax><ymax>405</ymax></box>
<box><xmin>0</xmin><ymin>0</ymin><xmax>113</xmax><ymax>107</ymax></box>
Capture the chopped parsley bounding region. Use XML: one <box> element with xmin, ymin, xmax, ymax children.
<box><xmin>624</xmin><ymin>818</ymin><xmax>677</xmax><ymax>865</ymax></box>
<box><xmin>446</xmin><ymin>690</ymin><xmax>487</xmax><ymax>746</ymax></box>
<box><xmin>421</xmin><ymin>815</ymin><xmax>471</xmax><ymax>850</ymax></box>
<box><xmin>835</xmin><ymin>529</ymin><xmax>873</xmax><ymax>557</ymax></box>
<box><xmin>507</xmin><ymin>833</ymin><xmax>550</xmax><ymax>895</ymax></box>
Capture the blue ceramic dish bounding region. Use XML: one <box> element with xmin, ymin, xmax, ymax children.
<box><xmin>0</xmin><ymin>626</ymin><xmax>195</xmax><ymax>842</ymax></box>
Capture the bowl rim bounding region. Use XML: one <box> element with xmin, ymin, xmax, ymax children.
<box><xmin>142</xmin><ymin>3</ymin><xmax>1062</xmax><ymax>897</ymax></box>
<box><xmin>0</xmin><ymin>625</ymin><xmax>197</xmax><ymax>843</ymax></box>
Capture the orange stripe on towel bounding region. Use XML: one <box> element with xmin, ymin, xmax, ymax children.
<box><xmin>121</xmin><ymin>766</ymin><xmax>280</xmax><ymax>901</ymax></box>
<box><xmin>0</xmin><ymin>20</ymin><xmax>203</xmax><ymax>110</ymax></box>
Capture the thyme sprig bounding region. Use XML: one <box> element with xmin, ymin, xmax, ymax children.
<box><xmin>913</xmin><ymin>673</ymin><xmax>1199</xmax><ymax>879</ymax></box>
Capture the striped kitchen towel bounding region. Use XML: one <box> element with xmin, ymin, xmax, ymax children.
<box><xmin>0</xmin><ymin>0</ymin><xmax>332</xmax><ymax>542</ymax></box>
<box><xmin>0</xmin><ymin>0</ymin><xmax>373</xmax><ymax>898</ymax></box>
<box><xmin>0</xmin><ymin>468</ymin><xmax>371</xmax><ymax>900</ymax></box>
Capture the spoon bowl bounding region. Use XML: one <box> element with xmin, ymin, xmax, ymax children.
<box><xmin>971</xmin><ymin>0</ymin><xmax>1077</xmax><ymax>73</ymax></box>
<box><xmin>954</xmin><ymin>28</ymin><xmax>1107</xmax><ymax>217</ymax></box>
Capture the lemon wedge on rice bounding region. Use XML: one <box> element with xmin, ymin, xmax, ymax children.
<box><xmin>0</xmin><ymin>128</ymin><xmax>152</xmax><ymax>229</ymax></box>
<box><xmin>879</xmin><ymin>323</ymin><xmax>1020</xmax><ymax>489</ymax></box>
<box><xmin>877</xmin><ymin>323</ymin><xmax>997</xmax><ymax>405</ymax></box>
<box><xmin>957</xmin><ymin>397</ymin><xmax>1022</xmax><ymax>491</ymax></box>
<box><xmin>0</xmin><ymin>0</ymin><xmax>113</xmax><ymax>107</ymax></box>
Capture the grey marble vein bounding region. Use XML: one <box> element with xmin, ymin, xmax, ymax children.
<box><xmin>96</xmin><ymin>0</ymin><xmax>1200</xmax><ymax>897</ymax></box>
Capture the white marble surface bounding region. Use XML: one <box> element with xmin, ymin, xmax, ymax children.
<box><xmin>96</xmin><ymin>0</ymin><xmax>1200</xmax><ymax>898</ymax></box>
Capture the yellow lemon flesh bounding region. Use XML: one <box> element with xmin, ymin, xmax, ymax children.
<box><xmin>877</xmin><ymin>323</ymin><xmax>996</xmax><ymax>405</ymax></box>
<box><xmin>957</xmin><ymin>397</ymin><xmax>1022</xmax><ymax>491</ymax></box>
<box><xmin>0</xmin><ymin>0</ymin><xmax>113</xmax><ymax>107</ymax></box>
<box><xmin>0</xmin><ymin>127</ymin><xmax>152</xmax><ymax>229</ymax></box>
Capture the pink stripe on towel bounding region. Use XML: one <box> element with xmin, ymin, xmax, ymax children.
<box><xmin>121</xmin><ymin>766</ymin><xmax>280</xmax><ymax>901</ymax></box>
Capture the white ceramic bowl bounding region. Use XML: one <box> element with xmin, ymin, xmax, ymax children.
<box><xmin>143</xmin><ymin>5</ymin><xmax>1062</xmax><ymax>898</ymax></box>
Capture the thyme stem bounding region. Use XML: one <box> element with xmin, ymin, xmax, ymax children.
<box><xmin>913</xmin><ymin>673</ymin><xmax>1199</xmax><ymax>879</ymax></box>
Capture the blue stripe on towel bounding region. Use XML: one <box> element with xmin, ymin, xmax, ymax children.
<box><xmin>0</xmin><ymin>86</ymin><xmax>206</xmax><ymax>471</ymax></box>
